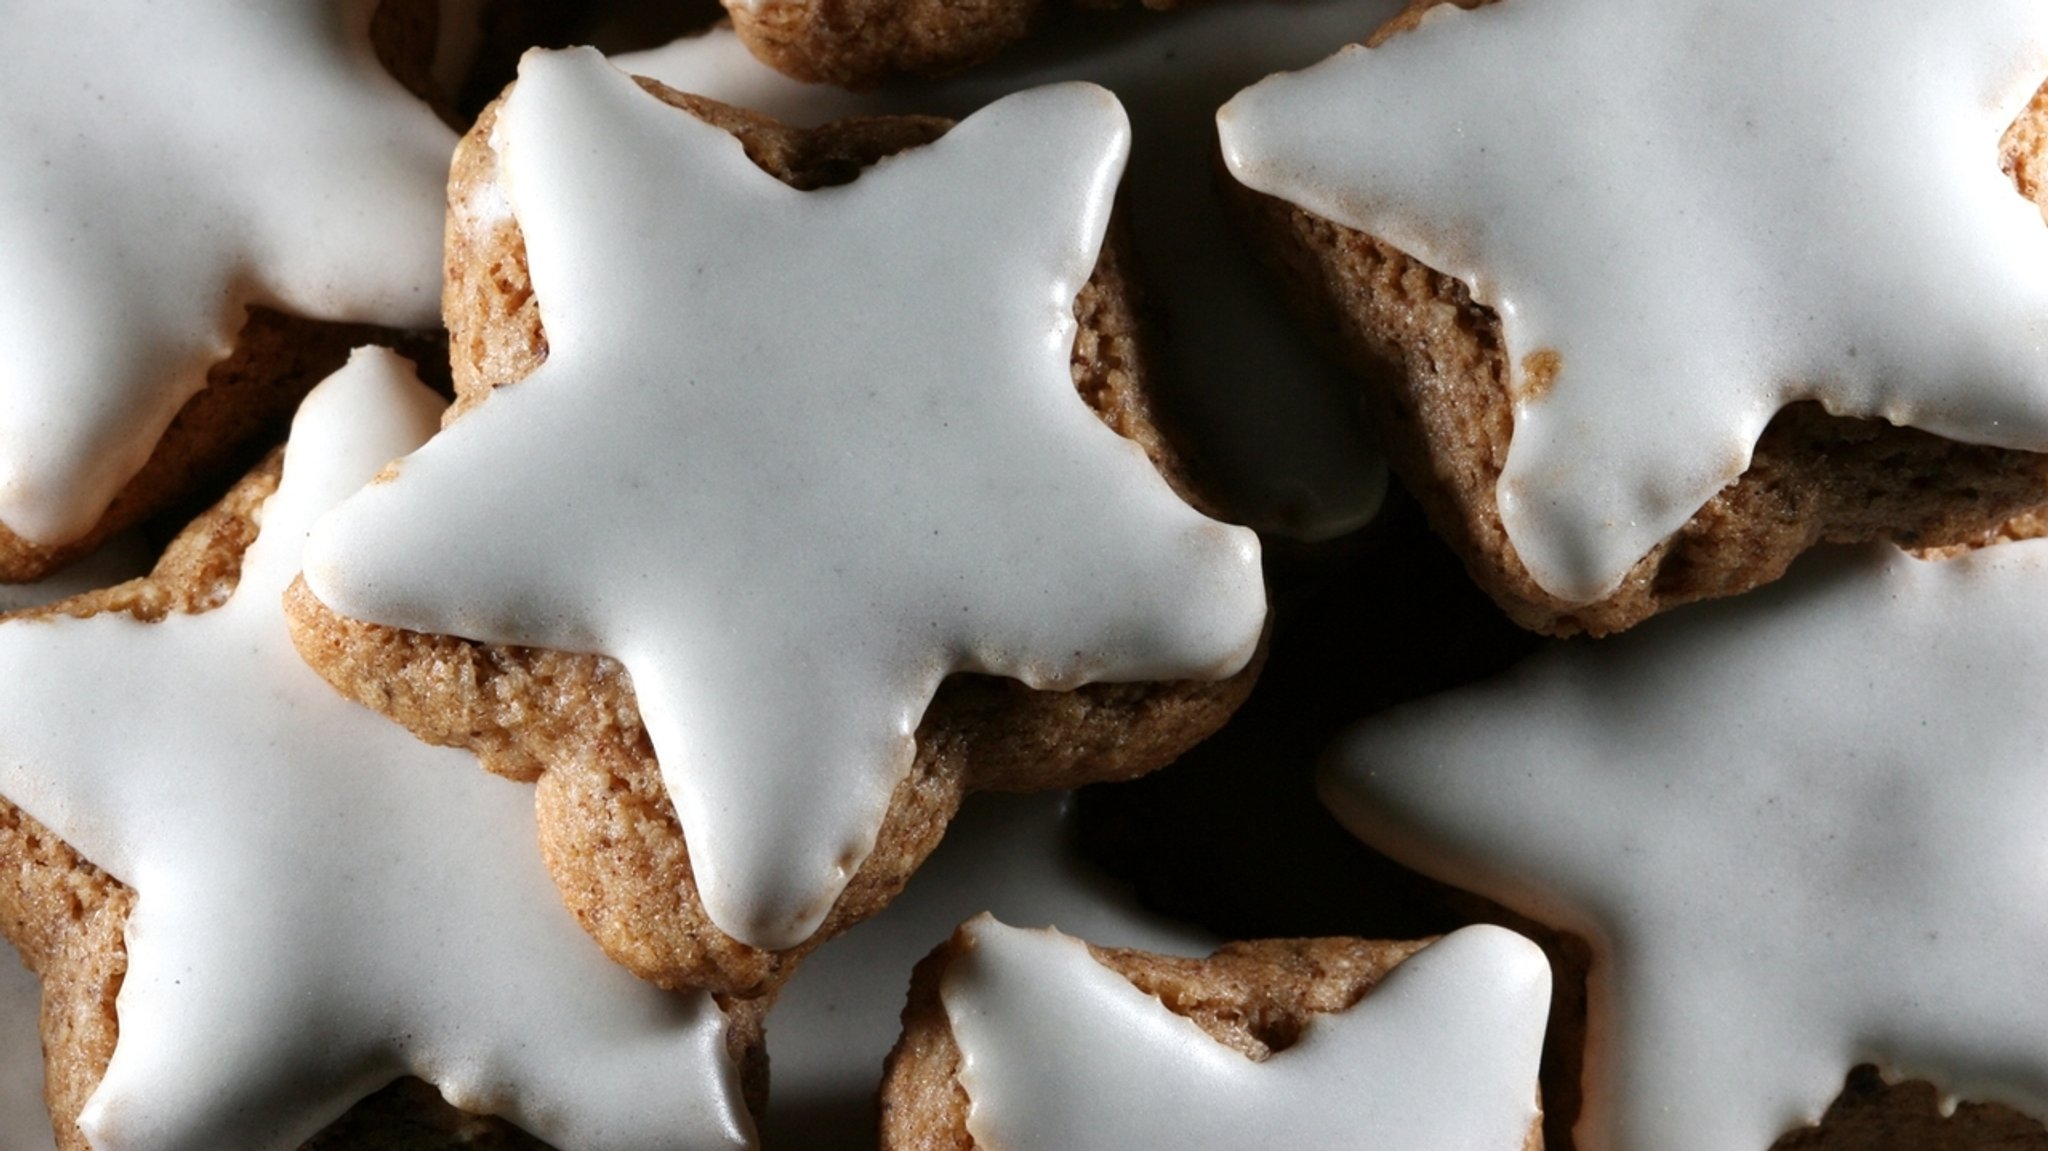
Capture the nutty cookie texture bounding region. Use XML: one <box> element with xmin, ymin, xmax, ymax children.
<box><xmin>1220</xmin><ymin>0</ymin><xmax>2048</xmax><ymax>635</ymax></box>
<box><xmin>287</xmin><ymin>53</ymin><xmax>1266</xmax><ymax>998</ymax></box>
<box><xmin>880</xmin><ymin>918</ymin><xmax>1548</xmax><ymax>1151</ymax></box>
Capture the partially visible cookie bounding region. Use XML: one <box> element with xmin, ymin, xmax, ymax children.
<box><xmin>1218</xmin><ymin>0</ymin><xmax>2048</xmax><ymax>635</ymax></box>
<box><xmin>1325</xmin><ymin>539</ymin><xmax>2048</xmax><ymax>1151</ymax></box>
<box><xmin>724</xmin><ymin>0</ymin><xmax>1182</xmax><ymax>88</ymax></box>
<box><xmin>287</xmin><ymin>51</ymin><xmax>1265</xmax><ymax>998</ymax></box>
<box><xmin>0</xmin><ymin>0</ymin><xmax>452</xmax><ymax>581</ymax></box>
<box><xmin>0</xmin><ymin>350</ymin><xmax>763</xmax><ymax>1151</ymax></box>
<box><xmin>880</xmin><ymin>916</ymin><xmax>1548</xmax><ymax>1150</ymax></box>
<box><xmin>0</xmin><ymin>312</ymin><xmax>440</xmax><ymax>585</ymax></box>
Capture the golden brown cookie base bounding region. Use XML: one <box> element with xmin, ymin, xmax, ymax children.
<box><xmin>0</xmin><ymin>457</ymin><xmax>766</xmax><ymax>1151</ymax></box>
<box><xmin>287</xmin><ymin>81</ymin><xmax>1261</xmax><ymax>997</ymax></box>
<box><xmin>877</xmin><ymin>928</ymin><xmax>1541</xmax><ymax>1151</ymax></box>
<box><xmin>730</xmin><ymin>0</ymin><xmax>1039</xmax><ymax>88</ymax></box>
<box><xmin>725</xmin><ymin>0</ymin><xmax>1184</xmax><ymax>89</ymax></box>
<box><xmin>1221</xmin><ymin>21</ymin><xmax>2048</xmax><ymax>637</ymax></box>
<box><xmin>287</xmin><ymin>583</ymin><xmax>1261</xmax><ymax>999</ymax></box>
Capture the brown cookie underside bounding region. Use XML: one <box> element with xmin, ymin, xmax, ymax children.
<box><xmin>285</xmin><ymin>81</ymin><xmax>1262</xmax><ymax>998</ymax></box>
<box><xmin>727</xmin><ymin>0</ymin><xmax>1183</xmax><ymax>90</ymax></box>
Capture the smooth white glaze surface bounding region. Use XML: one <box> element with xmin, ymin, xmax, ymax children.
<box><xmin>618</xmin><ymin>1</ymin><xmax>1405</xmax><ymax>540</ymax></box>
<box><xmin>0</xmin><ymin>350</ymin><xmax>754</xmax><ymax>1151</ymax></box>
<box><xmin>0</xmin><ymin>0</ymin><xmax>451</xmax><ymax>548</ymax></box>
<box><xmin>942</xmin><ymin>918</ymin><xmax>1549</xmax><ymax>1150</ymax></box>
<box><xmin>304</xmin><ymin>49</ymin><xmax>1266</xmax><ymax>951</ymax></box>
<box><xmin>1221</xmin><ymin>0</ymin><xmax>2048</xmax><ymax>602</ymax></box>
<box><xmin>1327</xmin><ymin>540</ymin><xmax>2048</xmax><ymax>1151</ymax></box>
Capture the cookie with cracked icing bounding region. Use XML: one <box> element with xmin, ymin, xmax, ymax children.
<box><xmin>880</xmin><ymin>916</ymin><xmax>1549</xmax><ymax>1151</ymax></box>
<box><xmin>0</xmin><ymin>0</ymin><xmax>453</xmax><ymax>584</ymax></box>
<box><xmin>0</xmin><ymin>351</ymin><xmax>768</xmax><ymax>1151</ymax></box>
<box><xmin>1217</xmin><ymin>0</ymin><xmax>2048</xmax><ymax>635</ymax></box>
<box><xmin>285</xmin><ymin>52</ymin><xmax>1265</xmax><ymax>998</ymax></box>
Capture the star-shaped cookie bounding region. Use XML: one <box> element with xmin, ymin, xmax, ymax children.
<box><xmin>301</xmin><ymin>50</ymin><xmax>1266</xmax><ymax>951</ymax></box>
<box><xmin>1221</xmin><ymin>0</ymin><xmax>2048</xmax><ymax>603</ymax></box>
<box><xmin>616</xmin><ymin>1</ymin><xmax>1410</xmax><ymax>542</ymax></box>
<box><xmin>0</xmin><ymin>2</ymin><xmax>451</xmax><ymax>553</ymax></box>
<box><xmin>0</xmin><ymin>350</ymin><xmax>754</xmax><ymax>1151</ymax></box>
<box><xmin>1326</xmin><ymin>541</ymin><xmax>2048</xmax><ymax>1151</ymax></box>
<box><xmin>934</xmin><ymin>918</ymin><xmax>1549</xmax><ymax>1150</ymax></box>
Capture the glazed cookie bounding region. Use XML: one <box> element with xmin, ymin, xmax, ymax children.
<box><xmin>1218</xmin><ymin>0</ymin><xmax>2048</xmax><ymax>634</ymax></box>
<box><xmin>286</xmin><ymin>50</ymin><xmax>1267</xmax><ymax>996</ymax></box>
<box><xmin>1326</xmin><ymin>539</ymin><xmax>2048</xmax><ymax>1151</ymax></box>
<box><xmin>617</xmin><ymin>0</ymin><xmax>1404</xmax><ymax>543</ymax></box>
<box><xmin>0</xmin><ymin>351</ymin><xmax>762</xmax><ymax>1151</ymax></box>
<box><xmin>0</xmin><ymin>0</ymin><xmax>453</xmax><ymax>582</ymax></box>
<box><xmin>881</xmin><ymin>916</ymin><xmax>1549</xmax><ymax>1151</ymax></box>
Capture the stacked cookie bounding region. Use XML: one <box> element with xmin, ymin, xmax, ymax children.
<box><xmin>6</xmin><ymin>1</ymin><xmax>2048</xmax><ymax>1150</ymax></box>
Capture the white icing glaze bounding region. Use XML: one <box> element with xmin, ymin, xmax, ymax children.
<box><xmin>0</xmin><ymin>350</ymin><xmax>754</xmax><ymax>1151</ymax></box>
<box><xmin>1220</xmin><ymin>1</ymin><xmax>2048</xmax><ymax>602</ymax></box>
<box><xmin>616</xmin><ymin>2</ymin><xmax>1405</xmax><ymax>541</ymax></box>
<box><xmin>941</xmin><ymin>917</ymin><xmax>1549</xmax><ymax>1151</ymax></box>
<box><xmin>1326</xmin><ymin>540</ymin><xmax>2048</xmax><ymax>1151</ymax></box>
<box><xmin>760</xmin><ymin>792</ymin><xmax>1211</xmax><ymax>1149</ymax></box>
<box><xmin>303</xmin><ymin>50</ymin><xmax>1267</xmax><ymax>951</ymax></box>
<box><xmin>0</xmin><ymin>0</ymin><xmax>451</xmax><ymax>548</ymax></box>
<box><xmin>0</xmin><ymin>943</ymin><xmax>54</xmax><ymax>1151</ymax></box>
